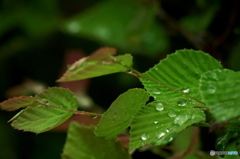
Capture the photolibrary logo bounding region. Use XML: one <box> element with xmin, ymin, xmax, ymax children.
<box><xmin>210</xmin><ymin>150</ymin><xmax>215</xmax><ymax>156</ymax></box>
<box><xmin>210</xmin><ymin>150</ymin><xmax>238</xmax><ymax>156</ymax></box>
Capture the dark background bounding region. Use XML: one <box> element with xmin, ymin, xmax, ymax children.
<box><xmin>0</xmin><ymin>0</ymin><xmax>240</xmax><ymax>158</ymax></box>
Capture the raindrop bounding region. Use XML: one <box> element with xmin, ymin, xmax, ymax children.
<box><xmin>157</xmin><ymin>132</ymin><xmax>165</xmax><ymax>139</ymax></box>
<box><xmin>173</xmin><ymin>114</ymin><xmax>190</xmax><ymax>126</ymax></box>
<box><xmin>182</xmin><ymin>88</ymin><xmax>190</xmax><ymax>93</ymax></box>
<box><xmin>155</xmin><ymin>103</ymin><xmax>164</xmax><ymax>111</ymax></box>
<box><xmin>102</xmin><ymin>60</ymin><xmax>112</xmax><ymax>65</ymax></box>
<box><xmin>141</xmin><ymin>134</ymin><xmax>149</xmax><ymax>141</ymax></box>
<box><xmin>40</xmin><ymin>99</ymin><xmax>48</xmax><ymax>104</ymax></box>
<box><xmin>166</xmin><ymin>129</ymin><xmax>169</xmax><ymax>133</ymax></box>
<box><xmin>207</xmin><ymin>85</ymin><xmax>216</xmax><ymax>94</ymax></box>
<box><xmin>91</xmin><ymin>115</ymin><xmax>98</xmax><ymax>119</ymax></box>
<box><xmin>168</xmin><ymin>110</ymin><xmax>177</xmax><ymax>117</ymax></box>
<box><xmin>177</xmin><ymin>98</ymin><xmax>187</xmax><ymax>106</ymax></box>
<box><xmin>153</xmin><ymin>120</ymin><xmax>159</xmax><ymax>124</ymax></box>
<box><xmin>152</xmin><ymin>88</ymin><xmax>162</xmax><ymax>94</ymax></box>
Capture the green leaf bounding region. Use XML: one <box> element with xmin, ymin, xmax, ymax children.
<box><xmin>131</xmin><ymin>49</ymin><xmax>222</xmax><ymax>150</ymax></box>
<box><xmin>199</xmin><ymin>69</ymin><xmax>240</xmax><ymax>122</ymax></box>
<box><xmin>62</xmin><ymin>122</ymin><xmax>131</xmax><ymax>159</ymax></box>
<box><xmin>129</xmin><ymin>101</ymin><xmax>205</xmax><ymax>150</ymax></box>
<box><xmin>0</xmin><ymin>96</ymin><xmax>37</xmax><ymax>111</ymax></box>
<box><xmin>140</xmin><ymin>49</ymin><xmax>223</xmax><ymax>104</ymax></box>
<box><xmin>95</xmin><ymin>88</ymin><xmax>149</xmax><ymax>139</ymax></box>
<box><xmin>10</xmin><ymin>87</ymin><xmax>78</xmax><ymax>133</ymax></box>
<box><xmin>62</xmin><ymin>0</ymin><xmax>169</xmax><ymax>55</ymax></box>
<box><xmin>57</xmin><ymin>47</ymin><xmax>133</xmax><ymax>82</ymax></box>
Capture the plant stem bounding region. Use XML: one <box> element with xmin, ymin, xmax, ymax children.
<box><xmin>36</xmin><ymin>101</ymin><xmax>102</xmax><ymax>117</ymax></box>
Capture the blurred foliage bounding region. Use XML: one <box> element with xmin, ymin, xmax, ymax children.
<box><xmin>0</xmin><ymin>0</ymin><xmax>240</xmax><ymax>158</ymax></box>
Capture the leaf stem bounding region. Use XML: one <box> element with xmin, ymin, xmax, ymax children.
<box><xmin>36</xmin><ymin>101</ymin><xmax>102</xmax><ymax>117</ymax></box>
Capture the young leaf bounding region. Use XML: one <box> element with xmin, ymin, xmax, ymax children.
<box><xmin>10</xmin><ymin>87</ymin><xmax>78</xmax><ymax>133</ymax></box>
<box><xmin>95</xmin><ymin>88</ymin><xmax>149</xmax><ymax>139</ymax></box>
<box><xmin>129</xmin><ymin>101</ymin><xmax>205</xmax><ymax>151</ymax></box>
<box><xmin>62</xmin><ymin>122</ymin><xmax>131</xmax><ymax>159</ymax></box>
<box><xmin>0</xmin><ymin>96</ymin><xmax>37</xmax><ymax>111</ymax></box>
<box><xmin>200</xmin><ymin>69</ymin><xmax>240</xmax><ymax>122</ymax></box>
<box><xmin>140</xmin><ymin>49</ymin><xmax>223</xmax><ymax>105</ymax></box>
<box><xmin>128</xmin><ymin>49</ymin><xmax>222</xmax><ymax>150</ymax></box>
<box><xmin>57</xmin><ymin>47</ymin><xmax>133</xmax><ymax>82</ymax></box>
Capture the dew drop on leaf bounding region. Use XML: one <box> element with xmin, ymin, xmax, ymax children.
<box><xmin>152</xmin><ymin>88</ymin><xmax>162</xmax><ymax>94</ymax></box>
<box><xmin>207</xmin><ymin>85</ymin><xmax>216</xmax><ymax>94</ymax></box>
<box><xmin>155</xmin><ymin>103</ymin><xmax>164</xmax><ymax>111</ymax></box>
<box><xmin>141</xmin><ymin>134</ymin><xmax>149</xmax><ymax>141</ymax></box>
<box><xmin>166</xmin><ymin>129</ymin><xmax>169</xmax><ymax>133</ymax></box>
<box><xmin>157</xmin><ymin>132</ymin><xmax>165</xmax><ymax>139</ymax></box>
<box><xmin>102</xmin><ymin>60</ymin><xmax>112</xmax><ymax>65</ymax></box>
<box><xmin>168</xmin><ymin>110</ymin><xmax>177</xmax><ymax>117</ymax></box>
<box><xmin>173</xmin><ymin>114</ymin><xmax>190</xmax><ymax>126</ymax></box>
<box><xmin>153</xmin><ymin>120</ymin><xmax>159</xmax><ymax>124</ymax></box>
<box><xmin>40</xmin><ymin>98</ymin><xmax>48</xmax><ymax>104</ymax></box>
<box><xmin>177</xmin><ymin>98</ymin><xmax>187</xmax><ymax>106</ymax></box>
<box><xmin>182</xmin><ymin>88</ymin><xmax>190</xmax><ymax>93</ymax></box>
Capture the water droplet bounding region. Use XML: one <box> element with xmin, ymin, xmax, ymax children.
<box><xmin>177</xmin><ymin>98</ymin><xmax>187</xmax><ymax>106</ymax></box>
<box><xmin>152</xmin><ymin>88</ymin><xmax>162</xmax><ymax>94</ymax></box>
<box><xmin>153</xmin><ymin>120</ymin><xmax>159</xmax><ymax>124</ymax></box>
<box><xmin>169</xmin><ymin>137</ymin><xmax>173</xmax><ymax>142</ymax></box>
<box><xmin>173</xmin><ymin>114</ymin><xmax>190</xmax><ymax>126</ymax></box>
<box><xmin>141</xmin><ymin>134</ymin><xmax>149</xmax><ymax>140</ymax></box>
<box><xmin>102</xmin><ymin>60</ymin><xmax>112</xmax><ymax>65</ymax></box>
<box><xmin>207</xmin><ymin>85</ymin><xmax>216</xmax><ymax>94</ymax></box>
<box><xmin>157</xmin><ymin>132</ymin><xmax>165</xmax><ymax>139</ymax></box>
<box><xmin>91</xmin><ymin>115</ymin><xmax>98</xmax><ymax>119</ymax></box>
<box><xmin>155</xmin><ymin>103</ymin><xmax>164</xmax><ymax>111</ymax></box>
<box><xmin>166</xmin><ymin>129</ymin><xmax>169</xmax><ymax>133</ymax></box>
<box><xmin>168</xmin><ymin>110</ymin><xmax>177</xmax><ymax>117</ymax></box>
<box><xmin>40</xmin><ymin>99</ymin><xmax>48</xmax><ymax>104</ymax></box>
<box><xmin>155</xmin><ymin>67</ymin><xmax>159</xmax><ymax>71</ymax></box>
<box><xmin>182</xmin><ymin>88</ymin><xmax>190</xmax><ymax>93</ymax></box>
